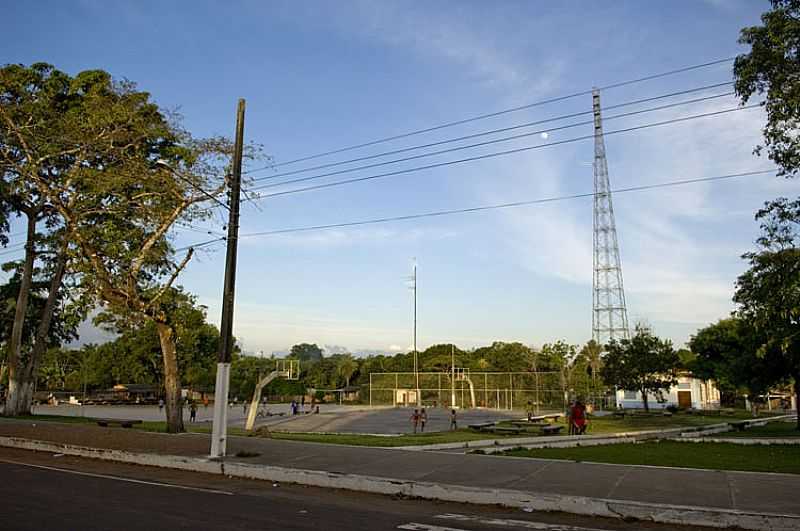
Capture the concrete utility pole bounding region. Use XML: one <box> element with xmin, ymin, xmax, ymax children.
<box><xmin>210</xmin><ymin>99</ymin><xmax>245</xmax><ymax>459</ymax></box>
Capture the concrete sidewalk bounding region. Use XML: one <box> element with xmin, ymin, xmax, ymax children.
<box><xmin>1</xmin><ymin>419</ymin><xmax>798</xmax><ymax>530</ymax></box>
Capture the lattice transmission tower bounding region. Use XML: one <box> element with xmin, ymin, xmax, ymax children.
<box><xmin>592</xmin><ymin>88</ymin><xmax>630</xmax><ymax>345</ymax></box>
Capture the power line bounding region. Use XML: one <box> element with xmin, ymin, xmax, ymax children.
<box><xmin>253</xmin><ymin>104</ymin><xmax>762</xmax><ymax>200</ymax></box>
<box><xmin>174</xmin><ymin>237</ymin><xmax>225</xmax><ymax>253</ymax></box>
<box><xmin>252</xmin><ymin>90</ymin><xmax>736</xmax><ymax>192</ymax></box>
<box><xmin>251</xmin><ymin>56</ymin><xmax>735</xmax><ymax>171</ymax></box>
<box><xmin>7</xmin><ymin>169</ymin><xmax>778</xmax><ymax>259</ymax></box>
<box><xmin>186</xmin><ymin>169</ymin><xmax>773</xmax><ymax>247</ymax></box>
<box><xmin>155</xmin><ymin>160</ymin><xmax>230</xmax><ymax>211</ymax></box>
<box><xmin>175</xmin><ymin>222</ymin><xmax>226</xmax><ymax>237</ymax></box>
<box><xmin>252</xmin><ymin>82</ymin><xmax>732</xmax><ymax>182</ymax></box>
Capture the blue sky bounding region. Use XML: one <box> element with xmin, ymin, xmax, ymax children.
<box><xmin>4</xmin><ymin>0</ymin><xmax>798</xmax><ymax>354</ymax></box>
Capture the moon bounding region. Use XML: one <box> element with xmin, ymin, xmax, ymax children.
<box><xmin>540</xmin><ymin>132</ymin><xmax>549</xmax><ymax>140</ymax></box>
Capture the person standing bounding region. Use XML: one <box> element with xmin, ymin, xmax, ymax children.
<box><xmin>158</xmin><ymin>398</ymin><xmax>164</xmax><ymax>411</ymax></box>
<box><xmin>189</xmin><ymin>401</ymin><xmax>197</xmax><ymax>423</ymax></box>
<box><xmin>449</xmin><ymin>409</ymin><xmax>457</xmax><ymax>431</ymax></box>
<box><xmin>420</xmin><ymin>408</ymin><xmax>428</xmax><ymax>432</ymax></box>
<box><xmin>410</xmin><ymin>409</ymin><xmax>420</xmax><ymax>434</ymax></box>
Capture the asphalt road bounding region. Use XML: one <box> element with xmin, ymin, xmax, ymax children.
<box><xmin>0</xmin><ymin>447</ymin><xmax>714</xmax><ymax>531</ymax></box>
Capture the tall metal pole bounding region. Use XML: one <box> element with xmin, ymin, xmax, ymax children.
<box><xmin>210</xmin><ymin>99</ymin><xmax>245</xmax><ymax>458</ymax></box>
<box><xmin>451</xmin><ymin>344</ymin><xmax>455</xmax><ymax>408</ymax></box>
<box><xmin>413</xmin><ymin>260</ymin><xmax>419</xmax><ymax>406</ymax></box>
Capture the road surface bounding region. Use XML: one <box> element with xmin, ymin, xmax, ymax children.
<box><xmin>0</xmin><ymin>447</ymin><xmax>714</xmax><ymax>531</ymax></box>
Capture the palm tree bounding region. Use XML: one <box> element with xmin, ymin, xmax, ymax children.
<box><xmin>580</xmin><ymin>340</ymin><xmax>603</xmax><ymax>391</ymax></box>
<box><xmin>336</xmin><ymin>355</ymin><xmax>358</xmax><ymax>388</ymax></box>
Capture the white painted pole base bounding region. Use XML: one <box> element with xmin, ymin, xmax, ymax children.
<box><xmin>210</xmin><ymin>362</ymin><xmax>231</xmax><ymax>458</ymax></box>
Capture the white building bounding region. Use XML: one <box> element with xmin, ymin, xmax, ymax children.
<box><xmin>615</xmin><ymin>374</ymin><xmax>720</xmax><ymax>410</ymax></box>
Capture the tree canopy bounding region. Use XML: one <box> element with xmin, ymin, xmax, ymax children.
<box><xmin>600</xmin><ymin>327</ymin><xmax>679</xmax><ymax>411</ymax></box>
<box><xmin>689</xmin><ymin>318</ymin><xmax>783</xmax><ymax>408</ymax></box>
<box><xmin>735</xmin><ymin>0</ymin><xmax>800</xmax><ymax>176</ymax></box>
<box><xmin>289</xmin><ymin>343</ymin><xmax>323</xmax><ymax>363</ymax></box>
<box><xmin>734</xmin><ymin>197</ymin><xmax>800</xmax><ymax>428</ymax></box>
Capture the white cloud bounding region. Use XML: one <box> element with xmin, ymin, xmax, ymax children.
<box><xmin>238</xmin><ymin>225</ymin><xmax>459</xmax><ymax>249</ymax></box>
<box><xmin>338</xmin><ymin>1</ymin><xmax>564</xmax><ymax>97</ymax></box>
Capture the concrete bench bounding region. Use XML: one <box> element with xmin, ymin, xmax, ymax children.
<box><xmin>488</xmin><ymin>426</ymin><xmax>524</xmax><ymax>435</ymax></box>
<box><xmin>96</xmin><ymin>419</ymin><xmax>142</xmax><ymax>428</ymax></box>
<box><xmin>528</xmin><ymin>413</ymin><xmax>563</xmax><ymax>423</ymax></box>
<box><xmin>468</xmin><ymin>422</ymin><xmax>496</xmax><ymax>431</ymax></box>
<box><xmin>541</xmin><ymin>424</ymin><xmax>564</xmax><ymax>435</ymax></box>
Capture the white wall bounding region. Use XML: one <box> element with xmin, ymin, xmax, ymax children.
<box><xmin>615</xmin><ymin>377</ymin><xmax>720</xmax><ymax>409</ymax></box>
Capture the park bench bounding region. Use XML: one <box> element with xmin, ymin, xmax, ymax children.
<box><xmin>511</xmin><ymin>420</ymin><xmax>549</xmax><ymax>428</ymax></box>
<box><xmin>528</xmin><ymin>413</ymin><xmax>563</xmax><ymax>423</ymax></box>
<box><xmin>541</xmin><ymin>424</ymin><xmax>563</xmax><ymax>435</ymax></box>
<box><xmin>96</xmin><ymin>418</ymin><xmax>142</xmax><ymax>428</ymax></box>
<box><xmin>468</xmin><ymin>421</ymin><xmax>495</xmax><ymax>431</ymax></box>
<box><xmin>488</xmin><ymin>426</ymin><xmax>524</xmax><ymax>435</ymax></box>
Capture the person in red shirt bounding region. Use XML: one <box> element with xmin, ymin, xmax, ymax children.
<box><xmin>571</xmin><ymin>399</ymin><xmax>588</xmax><ymax>435</ymax></box>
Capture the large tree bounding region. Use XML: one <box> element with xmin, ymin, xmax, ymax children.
<box><xmin>4</xmin><ymin>64</ymin><xmax>239</xmax><ymax>431</ymax></box>
<box><xmin>334</xmin><ymin>354</ymin><xmax>358</xmax><ymax>388</ymax></box>
<box><xmin>734</xmin><ymin>0</ymin><xmax>800</xmax><ymax>176</ymax></box>
<box><xmin>0</xmin><ymin>63</ymin><xmax>92</xmax><ymax>414</ymax></box>
<box><xmin>600</xmin><ymin>327</ymin><xmax>679</xmax><ymax>411</ymax></box>
<box><xmin>734</xmin><ymin>197</ymin><xmax>800</xmax><ymax>429</ymax></box>
<box><xmin>689</xmin><ymin>318</ymin><xmax>784</xmax><ymax>409</ymax></box>
<box><xmin>289</xmin><ymin>343</ymin><xmax>323</xmax><ymax>364</ymax></box>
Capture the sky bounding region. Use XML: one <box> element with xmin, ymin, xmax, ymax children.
<box><xmin>3</xmin><ymin>0</ymin><xmax>799</xmax><ymax>355</ymax></box>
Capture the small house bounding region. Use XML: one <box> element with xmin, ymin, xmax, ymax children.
<box><xmin>615</xmin><ymin>374</ymin><xmax>720</xmax><ymax>410</ymax></box>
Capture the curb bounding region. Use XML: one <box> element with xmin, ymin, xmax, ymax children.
<box><xmin>1</xmin><ymin>435</ymin><xmax>798</xmax><ymax>530</ymax></box>
<box><xmin>675</xmin><ymin>437</ymin><xmax>800</xmax><ymax>445</ymax></box>
<box><xmin>403</xmin><ymin>423</ymin><xmax>730</xmax><ymax>452</ymax></box>
<box><xmin>406</xmin><ymin>415</ymin><xmax>798</xmax><ymax>453</ymax></box>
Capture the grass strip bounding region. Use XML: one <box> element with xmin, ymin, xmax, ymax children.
<box><xmin>500</xmin><ymin>440</ymin><xmax>800</xmax><ymax>474</ymax></box>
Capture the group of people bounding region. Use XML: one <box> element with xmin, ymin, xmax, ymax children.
<box><xmin>410</xmin><ymin>407</ymin><xmax>459</xmax><ymax>433</ymax></box>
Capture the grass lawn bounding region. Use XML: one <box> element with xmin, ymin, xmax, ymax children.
<box><xmin>496</xmin><ymin>410</ymin><xmax>766</xmax><ymax>436</ymax></box>
<box><xmin>499</xmin><ymin>440</ymin><xmax>800</xmax><ymax>474</ymax></box>
<box><xmin>715</xmin><ymin>421</ymin><xmax>800</xmax><ymax>438</ymax></box>
<box><xmin>12</xmin><ymin>414</ymin><xmax>252</xmax><ymax>437</ymax></box>
<box><xmin>15</xmin><ymin>414</ymin><xmax>95</xmax><ymax>424</ymax></box>
<box><xmin>13</xmin><ymin>414</ymin><xmax>505</xmax><ymax>445</ymax></box>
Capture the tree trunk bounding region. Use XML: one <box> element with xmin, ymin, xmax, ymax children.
<box><xmin>24</xmin><ymin>249</ymin><xmax>68</xmax><ymax>390</ymax></box>
<box><xmin>4</xmin><ymin>378</ymin><xmax>34</xmax><ymax>416</ymax></box>
<box><xmin>794</xmin><ymin>377</ymin><xmax>800</xmax><ymax>431</ymax></box>
<box><xmin>640</xmin><ymin>387</ymin><xmax>650</xmax><ymax>412</ymax></box>
<box><xmin>155</xmin><ymin>322</ymin><xmax>184</xmax><ymax>433</ymax></box>
<box><xmin>4</xmin><ymin>213</ymin><xmax>38</xmax><ymax>416</ymax></box>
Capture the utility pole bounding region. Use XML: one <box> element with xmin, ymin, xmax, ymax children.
<box><xmin>451</xmin><ymin>344</ymin><xmax>455</xmax><ymax>409</ymax></box>
<box><xmin>210</xmin><ymin>99</ymin><xmax>246</xmax><ymax>459</ymax></box>
<box><xmin>412</xmin><ymin>259</ymin><xmax>419</xmax><ymax>406</ymax></box>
